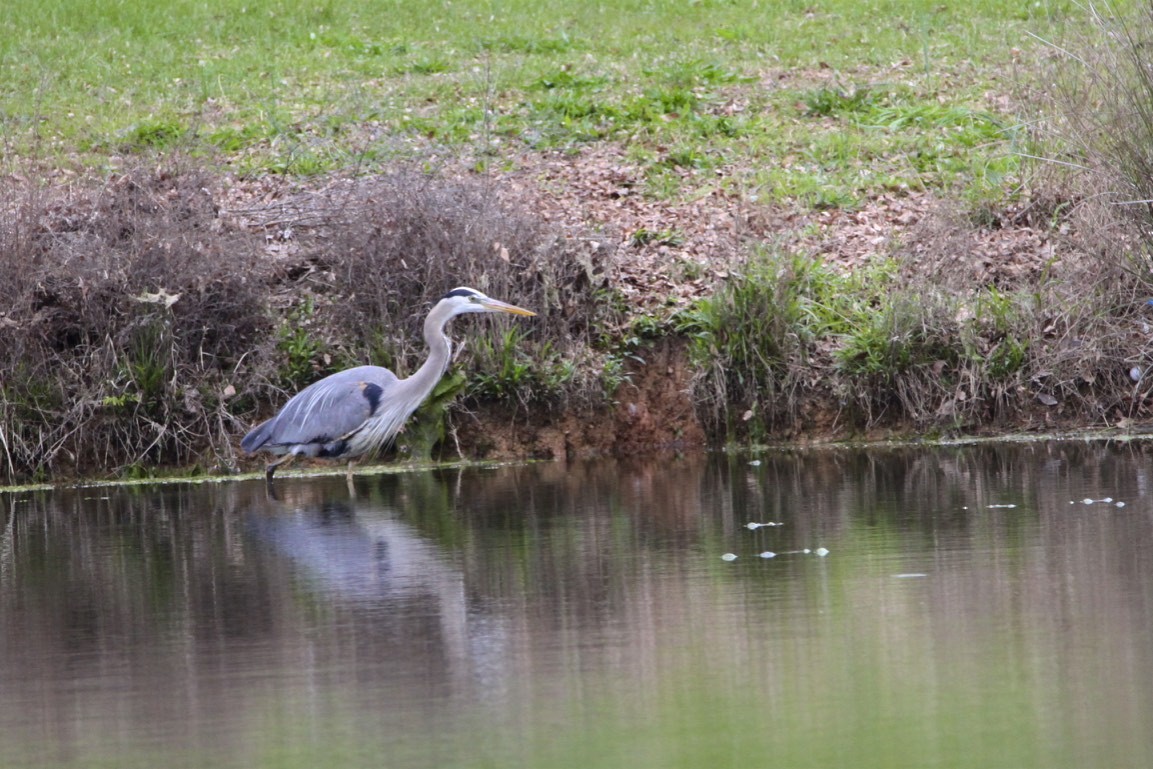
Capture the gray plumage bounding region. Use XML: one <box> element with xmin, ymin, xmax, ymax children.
<box><xmin>240</xmin><ymin>365</ymin><xmax>398</xmax><ymax>459</ymax></box>
<box><xmin>241</xmin><ymin>287</ymin><xmax>535</xmax><ymax>481</ymax></box>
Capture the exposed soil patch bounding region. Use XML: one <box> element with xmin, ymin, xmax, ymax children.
<box><xmin>212</xmin><ymin>141</ymin><xmax>1070</xmax><ymax>324</ymax></box>
<box><xmin>458</xmin><ymin>339</ymin><xmax>704</xmax><ymax>460</ymax></box>
<box><xmin>478</xmin><ymin>149</ymin><xmax>1073</xmax><ymax>310</ymax></box>
<box><xmin>776</xmin><ymin>192</ymin><xmax>1070</xmax><ymax>286</ymax></box>
<box><xmin>492</xmin><ymin>146</ymin><xmax>747</xmax><ymax>312</ymax></box>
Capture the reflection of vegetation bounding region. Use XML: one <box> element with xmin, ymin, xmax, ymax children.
<box><xmin>3</xmin><ymin>441</ymin><xmax>1153</xmax><ymax>767</ymax></box>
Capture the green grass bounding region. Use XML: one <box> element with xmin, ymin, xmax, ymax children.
<box><xmin>467</xmin><ymin>327</ymin><xmax>577</xmax><ymax>403</ymax></box>
<box><xmin>681</xmin><ymin>247</ymin><xmax>1042</xmax><ymax>433</ymax></box>
<box><xmin>1</xmin><ymin>0</ymin><xmax>1067</xmax><ymax>202</ymax></box>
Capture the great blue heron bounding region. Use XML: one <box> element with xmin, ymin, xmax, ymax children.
<box><xmin>241</xmin><ymin>286</ymin><xmax>536</xmax><ymax>481</ymax></box>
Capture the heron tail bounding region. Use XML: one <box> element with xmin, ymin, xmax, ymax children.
<box><xmin>241</xmin><ymin>419</ymin><xmax>274</xmax><ymax>453</ymax></box>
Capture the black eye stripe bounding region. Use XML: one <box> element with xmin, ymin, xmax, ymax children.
<box><xmin>443</xmin><ymin>287</ymin><xmax>481</xmax><ymax>300</ymax></box>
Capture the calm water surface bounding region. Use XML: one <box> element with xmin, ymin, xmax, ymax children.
<box><xmin>2</xmin><ymin>441</ymin><xmax>1153</xmax><ymax>768</ymax></box>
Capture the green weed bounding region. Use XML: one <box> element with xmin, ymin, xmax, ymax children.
<box><xmin>534</xmin><ymin>70</ymin><xmax>608</xmax><ymax>91</ymax></box>
<box><xmin>599</xmin><ymin>352</ymin><xmax>634</xmax><ymax>401</ymax></box>
<box><xmin>120</xmin><ymin>119</ymin><xmax>188</xmax><ymax>151</ymax></box>
<box><xmin>1</xmin><ymin>367</ymin><xmax>64</xmax><ymax>426</ymax></box>
<box><xmin>206</xmin><ymin>123</ymin><xmax>270</xmax><ymax>152</ymax></box>
<box><xmin>836</xmin><ymin>293</ymin><xmax>961</xmax><ymax>378</ymax></box>
<box><xmin>680</xmin><ymin>249</ymin><xmax>851</xmax><ymax>433</ymax></box>
<box><xmin>404</xmin><ymin>370</ymin><xmax>468</xmax><ymax>461</ymax></box>
<box><xmin>801</xmin><ymin>86</ymin><xmax>885</xmax><ymax>118</ymax></box>
<box><xmin>630</xmin><ymin>228</ymin><xmax>684</xmax><ymax>248</ymax></box>
<box><xmin>393</xmin><ymin>56</ymin><xmax>453</xmax><ymax>76</ymax></box>
<box><xmin>122</xmin><ymin>320</ymin><xmax>174</xmax><ymax>409</ymax></box>
<box><xmin>468</xmin><ymin>327</ymin><xmax>575</xmax><ymax>404</ymax></box>
<box><xmin>276</xmin><ymin>299</ymin><xmax>327</xmax><ymax>390</ymax></box>
<box><xmin>478</xmin><ymin>32</ymin><xmax>578</xmax><ymax>55</ymax></box>
<box><xmin>681</xmin><ymin>244</ymin><xmax>1050</xmax><ymax>434</ymax></box>
<box><xmin>971</xmin><ymin>288</ymin><xmax>1032</xmax><ymax>382</ymax></box>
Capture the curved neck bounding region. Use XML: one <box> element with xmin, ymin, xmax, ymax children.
<box><xmin>395</xmin><ymin>310</ymin><xmax>453</xmax><ymax>406</ymax></box>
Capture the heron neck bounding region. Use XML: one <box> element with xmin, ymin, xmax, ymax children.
<box><xmin>398</xmin><ymin>311</ymin><xmax>453</xmax><ymax>403</ymax></box>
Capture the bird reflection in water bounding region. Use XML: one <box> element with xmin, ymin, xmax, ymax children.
<box><xmin>243</xmin><ymin>479</ymin><xmax>510</xmax><ymax>697</ymax></box>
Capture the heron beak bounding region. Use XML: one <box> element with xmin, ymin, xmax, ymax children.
<box><xmin>481</xmin><ymin>298</ymin><xmax>537</xmax><ymax>317</ymax></box>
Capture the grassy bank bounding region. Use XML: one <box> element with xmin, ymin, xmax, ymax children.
<box><xmin>2</xmin><ymin>0</ymin><xmax>1152</xmax><ymax>482</ymax></box>
<box><xmin>4</xmin><ymin>0</ymin><xmax>1051</xmax><ymax>200</ymax></box>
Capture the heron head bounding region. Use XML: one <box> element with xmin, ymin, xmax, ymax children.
<box><xmin>440</xmin><ymin>287</ymin><xmax>536</xmax><ymax>317</ymax></box>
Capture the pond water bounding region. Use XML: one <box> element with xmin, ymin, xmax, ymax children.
<box><xmin>2</xmin><ymin>440</ymin><xmax>1153</xmax><ymax>769</ymax></box>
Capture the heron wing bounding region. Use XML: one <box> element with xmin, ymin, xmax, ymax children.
<box><xmin>243</xmin><ymin>366</ymin><xmax>399</xmax><ymax>452</ymax></box>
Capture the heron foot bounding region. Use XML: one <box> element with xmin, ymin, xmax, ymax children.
<box><xmin>264</xmin><ymin>452</ymin><xmax>298</xmax><ymax>482</ymax></box>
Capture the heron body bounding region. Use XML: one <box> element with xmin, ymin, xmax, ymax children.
<box><xmin>241</xmin><ymin>287</ymin><xmax>535</xmax><ymax>480</ymax></box>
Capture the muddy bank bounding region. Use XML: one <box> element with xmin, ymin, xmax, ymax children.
<box><xmin>453</xmin><ymin>335</ymin><xmax>1128</xmax><ymax>467</ymax></box>
<box><xmin>1</xmin><ymin>161</ymin><xmax>1149</xmax><ymax>484</ymax></box>
<box><xmin>457</xmin><ymin>339</ymin><xmax>706</xmax><ymax>462</ymax></box>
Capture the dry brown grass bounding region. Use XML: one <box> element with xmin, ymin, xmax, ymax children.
<box><xmin>1004</xmin><ymin>1</ymin><xmax>1153</xmax><ymax>427</ymax></box>
<box><xmin>0</xmin><ymin>161</ymin><xmax>615</xmax><ymax>482</ymax></box>
<box><xmin>0</xmin><ymin>162</ymin><xmax>274</xmax><ymax>479</ymax></box>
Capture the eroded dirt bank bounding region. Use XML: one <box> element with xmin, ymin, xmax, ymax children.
<box><xmin>1</xmin><ymin>159</ymin><xmax>1146</xmax><ymax>483</ymax></box>
<box><xmin>458</xmin><ymin>339</ymin><xmax>707</xmax><ymax>462</ymax></box>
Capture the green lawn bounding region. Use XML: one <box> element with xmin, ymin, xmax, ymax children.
<box><xmin>1</xmin><ymin>0</ymin><xmax>1073</xmax><ymax>204</ymax></box>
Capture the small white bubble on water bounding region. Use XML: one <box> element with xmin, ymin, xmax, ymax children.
<box><xmin>748</xmin><ymin>460</ymin><xmax>762</xmax><ymax>466</ymax></box>
<box><xmin>1116</xmin><ymin>501</ymin><xmax>1126</xmax><ymax>508</ymax></box>
<box><xmin>1083</xmin><ymin>498</ymin><xmax>1095</xmax><ymax>505</ymax></box>
<box><xmin>759</xmin><ymin>551</ymin><xmax>776</xmax><ymax>559</ymax></box>
<box><xmin>814</xmin><ymin>547</ymin><xmax>829</xmax><ymax>556</ymax></box>
<box><xmin>746</xmin><ymin>521</ymin><xmax>783</xmax><ymax>530</ymax></box>
<box><xmin>721</xmin><ymin>553</ymin><xmax>738</xmax><ymax>562</ymax></box>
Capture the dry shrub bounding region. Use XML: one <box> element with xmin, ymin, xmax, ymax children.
<box><xmin>877</xmin><ymin>202</ymin><xmax>1150</xmax><ymax>432</ymax></box>
<box><xmin>0</xmin><ymin>162</ymin><xmax>272</xmax><ymax>480</ymax></box>
<box><xmin>237</xmin><ymin>170</ymin><xmax>618</xmax><ymax>409</ymax></box>
<box><xmin>1024</xmin><ymin>2</ymin><xmax>1153</xmax><ymax>278</ymax></box>
<box><xmin>332</xmin><ymin>173</ymin><xmax>611</xmax><ymax>340</ymax></box>
<box><xmin>1011</xmin><ymin>1</ymin><xmax>1153</xmax><ymax>423</ymax></box>
<box><xmin>0</xmin><ymin>163</ymin><xmax>616</xmax><ymax>481</ymax></box>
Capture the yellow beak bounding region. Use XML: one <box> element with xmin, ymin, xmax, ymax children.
<box><xmin>481</xmin><ymin>298</ymin><xmax>537</xmax><ymax>317</ymax></box>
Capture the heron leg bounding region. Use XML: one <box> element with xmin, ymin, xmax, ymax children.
<box><xmin>264</xmin><ymin>452</ymin><xmax>297</xmax><ymax>482</ymax></box>
<box><xmin>345</xmin><ymin>460</ymin><xmax>358</xmax><ymax>497</ymax></box>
